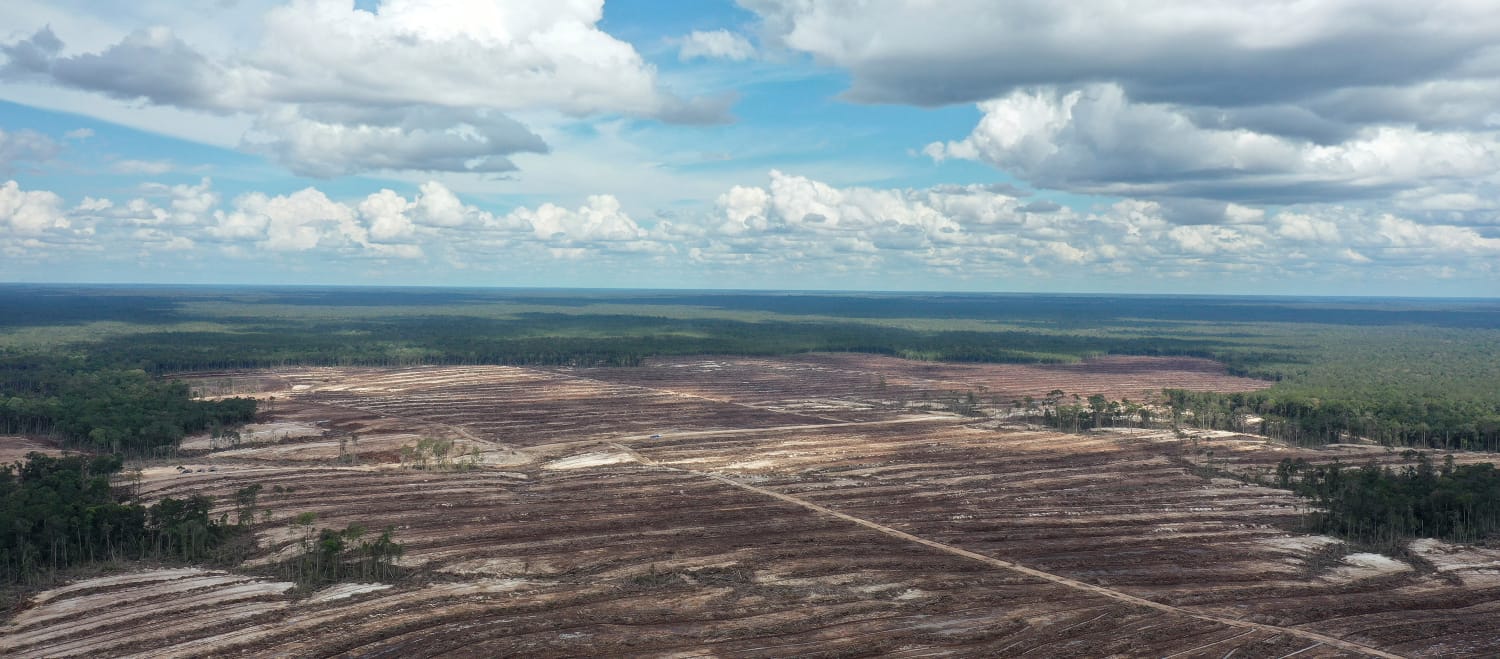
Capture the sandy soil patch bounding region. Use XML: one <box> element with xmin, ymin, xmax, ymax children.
<box><xmin>542</xmin><ymin>451</ymin><xmax>635</xmax><ymax>470</ymax></box>
<box><xmin>181</xmin><ymin>421</ymin><xmax>325</xmax><ymax>451</ymax></box>
<box><xmin>0</xmin><ymin>435</ymin><xmax>64</xmax><ymax>463</ymax></box>
<box><xmin>1322</xmin><ymin>553</ymin><xmax>1412</xmax><ymax>583</ymax></box>
<box><xmin>1409</xmin><ymin>538</ymin><xmax>1500</xmax><ymax>586</ymax></box>
<box><xmin>306</xmin><ymin>583</ymin><xmax>393</xmax><ymax>603</ymax></box>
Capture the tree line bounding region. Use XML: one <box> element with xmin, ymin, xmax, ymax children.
<box><xmin>0</xmin><ymin>452</ymin><xmax>247</xmax><ymax>584</ymax></box>
<box><xmin>0</xmin><ymin>453</ymin><xmax>405</xmax><ymax>589</ymax></box>
<box><xmin>0</xmin><ymin>362</ymin><xmax>256</xmax><ymax>456</ymax></box>
<box><xmin>1164</xmin><ymin>389</ymin><xmax>1500</xmax><ymax>451</ymax></box>
<box><xmin>1280</xmin><ymin>452</ymin><xmax>1500</xmax><ymax>546</ymax></box>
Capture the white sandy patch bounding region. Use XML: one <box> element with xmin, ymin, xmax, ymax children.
<box><xmin>29</xmin><ymin>568</ymin><xmax>211</xmax><ymax>603</ymax></box>
<box><xmin>181</xmin><ymin>421</ymin><xmax>324</xmax><ymax>451</ymax></box>
<box><xmin>1262</xmin><ymin>535</ymin><xmax>1343</xmax><ymax>555</ymax></box>
<box><xmin>661</xmin><ymin>457</ymin><xmax>717</xmax><ymax>465</ymax></box>
<box><xmin>2</xmin><ymin>576</ymin><xmax>296</xmax><ymax>653</ymax></box>
<box><xmin>722</xmin><ymin>459</ymin><xmax>778</xmax><ymax>471</ymax></box>
<box><xmin>306</xmin><ymin>583</ymin><xmax>392</xmax><ymax>603</ymax></box>
<box><xmin>0</xmin><ymin>435</ymin><xmax>64</xmax><ymax>463</ymax></box>
<box><xmin>1408</xmin><ymin>538</ymin><xmax>1500</xmax><ymax>585</ymax></box>
<box><xmin>437</xmin><ymin>557</ymin><xmax>531</xmax><ymax>577</ymax></box>
<box><xmin>1324</xmin><ymin>553</ymin><xmax>1412</xmax><ymax>583</ymax></box>
<box><xmin>542</xmin><ymin>451</ymin><xmax>634</xmax><ymax>470</ymax></box>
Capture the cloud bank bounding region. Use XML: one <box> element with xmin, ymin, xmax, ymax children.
<box><xmin>1</xmin><ymin>0</ymin><xmax>723</xmax><ymax>176</ymax></box>
<box><xmin>4</xmin><ymin>173</ymin><xmax>1494</xmax><ymax>290</ymax></box>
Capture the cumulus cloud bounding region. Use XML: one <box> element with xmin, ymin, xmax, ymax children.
<box><xmin>0</xmin><ymin>179</ymin><xmax>99</xmax><ymax>259</ymax></box>
<box><xmin>505</xmin><ymin>194</ymin><xmax>660</xmax><ymax>253</ymax></box>
<box><xmin>680</xmin><ymin>171</ymin><xmax>1500</xmax><ymax>283</ymax></box>
<box><xmin>4</xmin><ymin>173</ymin><xmax>1499</xmax><ymax>287</ymax></box>
<box><xmin>242</xmin><ymin>106</ymin><xmax>547</xmax><ymax>177</ymax></box>
<box><xmin>743</xmin><ymin>0</ymin><xmax>1500</xmax><ymax>112</ymax></box>
<box><xmin>1</xmin><ymin>0</ymin><xmax>725</xmax><ymax>176</ymax></box>
<box><xmin>678</xmin><ymin>30</ymin><xmax>755</xmax><ymax>61</ymax></box>
<box><xmin>2</xmin><ymin>26</ymin><xmax>236</xmax><ymax>110</ymax></box>
<box><xmin>357</xmin><ymin>189</ymin><xmax>416</xmax><ymax>242</ymax></box>
<box><xmin>0</xmin><ymin>180</ymin><xmax>68</xmax><ymax>234</ymax></box>
<box><xmin>696</xmin><ymin>171</ymin><xmax>1029</xmax><ymax>264</ymax></box>
<box><xmin>252</xmin><ymin>0</ymin><xmax>667</xmax><ymax>116</ymax></box>
<box><xmin>743</xmin><ymin>0</ymin><xmax>1500</xmax><ymax>220</ymax></box>
<box><xmin>929</xmin><ymin>83</ymin><xmax>1500</xmax><ymax>204</ymax></box>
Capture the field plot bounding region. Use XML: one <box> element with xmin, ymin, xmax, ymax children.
<box><xmin>7</xmin><ymin>356</ymin><xmax>1497</xmax><ymax>657</ymax></box>
<box><xmin>0</xmin><ymin>435</ymin><xmax>61</xmax><ymax>463</ymax></box>
<box><xmin>556</xmin><ymin>354</ymin><xmax>1273</xmax><ymax>422</ymax></box>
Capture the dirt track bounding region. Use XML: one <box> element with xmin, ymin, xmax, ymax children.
<box><xmin>6</xmin><ymin>356</ymin><xmax>1499</xmax><ymax>657</ymax></box>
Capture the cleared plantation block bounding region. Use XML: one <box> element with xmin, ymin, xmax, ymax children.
<box><xmin>7</xmin><ymin>357</ymin><xmax>1490</xmax><ymax>657</ymax></box>
<box><xmin>0</xmin><ymin>435</ymin><xmax>63</xmax><ymax>463</ymax></box>
<box><xmin>559</xmin><ymin>354</ymin><xmax>1273</xmax><ymax>421</ymax></box>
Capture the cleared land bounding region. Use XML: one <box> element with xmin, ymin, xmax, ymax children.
<box><xmin>5</xmin><ymin>355</ymin><xmax>1498</xmax><ymax>657</ymax></box>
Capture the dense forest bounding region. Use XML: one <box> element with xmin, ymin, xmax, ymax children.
<box><xmin>0</xmin><ymin>452</ymin><xmax>405</xmax><ymax>591</ymax></box>
<box><xmin>1162</xmin><ymin>389</ymin><xmax>1500</xmax><ymax>450</ymax></box>
<box><xmin>1280</xmin><ymin>453</ymin><xmax>1500</xmax><ymax>546</ymax></box>
<box><xmin>0</xmin><ymin>452</ymin><xmax>247</xmax><ymax>584</ymax></box>
<box><xmin>0</xmin><ymin>363</ymin><xmax>257</xmax><ymax>456</ymax></box>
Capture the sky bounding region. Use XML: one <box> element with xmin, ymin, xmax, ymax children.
<box><xmin>1</xmin><ymin>0</ymin><xmax>1498</xmax><ymax>296</ymax></box>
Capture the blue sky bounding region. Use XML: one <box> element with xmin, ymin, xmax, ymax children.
<box><xmin>1</xmin><ymin>0</ymin><xmax>1498</xmax><ymax>296</ymax></box>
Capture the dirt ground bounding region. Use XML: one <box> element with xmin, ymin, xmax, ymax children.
<box><xmin>3</xmin><ymin>355</ymin><xmax>1495</xmax><ymax>658</ymax></box>
<box><xmin>0</xmin><ymin>435</ymin><xmax>63</xmax><ymax>464</ymax></box>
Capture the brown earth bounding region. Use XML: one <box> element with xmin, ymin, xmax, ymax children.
<box><xmin>0</xmin><ymin>435</ymin><xmax>63</xmax><ymax>464</ymax></box>
<box><xmin>3</xmin><ymin>355</ymin><xmax>1495</xmax><ymax>658</ymax></box>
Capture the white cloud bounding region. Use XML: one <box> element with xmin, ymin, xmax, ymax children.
<box><xmin>5</xmin><ymin>173</ymin><xmax>1499</xmax><ymax>289</ymax></box>
<box><xmin>412</xmin><ymin>181</ymin><xmax>475</xmax><ymax>228</ymax></box>
<box><xmin>0</xmin><ymin>128</ymin><xmax>60</xmax><ymax>170</ymax></box>
<box><xmin>241</xmin><ymin>106</ymin><xmax>547</xmax><ymax>178</ymax></box>
<box><xmin>684</xmin><ymin>171</ymin><xmax>1500</xmax><ymax>282</ymax></box>
<box><xmin>110</xmin><ymin>159</ymin><xmax>174</xmax><ymax>175</ymax></box>
<box><xmin>678</xmin><ymin>30</ymin><xmax>755</xmax><ymax>62</ymax></box>
<box><xmin>224</xmin><ymin>188</ymin><xmax>358</xmax><ymax>251</ymax></box>
<box><xmin>744</xmin><ymin>0</ymin><xmax>1500</xmax><ymax>112</ymax></box>
<box><xmin>253</xmin><ymin>0</ymin><xmax>665</xmax><ymax>116</ymax></box>
<box><xmin>0</xmin><ymin>179</ymin><xmax>68</xmax><ymax>234</ymax></box>
<box><xmin>358</xmin><ymin>189</ymin><xmax>416</xmax><ymax>243</ymax></box>
<box><xmin>741</xmin><ymin>0</ymin><xmax>1500</xmax><ymax>230</ymax></box>
<box><xmin>507</xmin><ymin>194</ymin><xmax>649</xmax><ymax>245</ymax></box>
<box><xmin>929</xmin><ymin>83</ymin><xmax>1500</xmax><ymax>204</ymax></box>
<box><xmin>1</xmin><ymin>0</ymin><xmax>724</xmax><ymax>177</ymax></box>
<box><xmin>1275</xmin><ymin>212</ymin><xmax>1342</xmax><ymax>244</ymax></box>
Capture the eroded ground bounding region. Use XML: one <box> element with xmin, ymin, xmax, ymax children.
<box><xmin>5</xmin><ymin>355</ymin><xmax>1498</xmax><ymax>658</ymax></box>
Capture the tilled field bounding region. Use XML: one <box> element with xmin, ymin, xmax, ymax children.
<box><xmin>5</xmin><ymin>356</ymin><xmax>1496</xmax><ymax>658</ymax></box>
<box><xmin>559</xmin><ymin>354</ymin><xmax>1273</xmax><ymax>420</ymax></box>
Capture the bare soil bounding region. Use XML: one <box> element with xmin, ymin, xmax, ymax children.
<box><xmin>3</xmin><ymin>355</ymin><xmax>1494</xmax><ymax>658</ymax></box>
